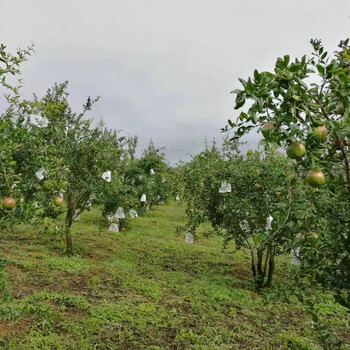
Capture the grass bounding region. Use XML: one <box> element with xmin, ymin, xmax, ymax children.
<box><xmin>0</xmin><ymin>203</ymin><xmax>349</xmax><ymax>349</ymax></box>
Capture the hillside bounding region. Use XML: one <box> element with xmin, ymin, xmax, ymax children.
<box><xmin>0</xmin><ymin>203</ymin><xmax>349</xmax><ymax>349</ymax></box>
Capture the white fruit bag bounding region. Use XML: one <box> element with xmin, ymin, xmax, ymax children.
<box><xmin>290</xmin><ymin>248</ymin><xmax>301</xmax><ymax>266</ymax></box>
<box><xmin>129</xmin><ymin>209</ymin><xmax>138</xmax><ymax>218</ymax></box>
<box><xmin>29</xmin><ymin>115</ymin><xmax>49</xmax><ymax>128</ymax></box>
<box><xmin>141</xmin><ymin>194</ymin><xmax>147</xmax><ymax>202</ymax></box>
<box><xmin>115</xmin><ymin>207</ymin><xmax>126</xmax><ymax>219</ymax></box>
<box><xmin>266</xmin><ymin>215</ymin><xmax>273</xmax><ymax>231</ymax></box>
<box><xmin>219</xmin><ymin>182</ymin><xmax>232</xmax><ymax>193</ymax></box>
<box><xmin>35</xmin><ymin>168</ymin><xmax>47</xmax><ymax>180</ymax></box>
<box><xmin>85</xmin><ymin>200</ymin><xmax>92</xmax><ymax>211</ymax></box>
<box><xmin>185</xmin><ymin>232</ymin><xmax>194</xmax><ymax>244</ymax></box>
<box><xmin>109</xmin><ymin>223</ymin><xmax>119</xmax><ymax>232</ymax></box>
<box><xmin>219</xmin><ymin>183</ymin><xmax>226</xmax><ymax>193</ymax></box>
<box><xmin>102</xmin><ymin>170</ymin><xmax>112</xmax><ymax>183</ymax></box>
<box><xmin>107</xmin><ymin>213</ymin><xmax>119</xmax><ymax>222</ymax></box>
<box><xmin>74</xmin><ymin>209</ymin><xmax>80</xmax><ymax>222</ymax></box>
<box><xmin>240</xmin><ymin>219</ymin><xmax>250</xmax><ymax>234</ymax></box>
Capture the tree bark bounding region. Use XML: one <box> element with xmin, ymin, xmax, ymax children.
<box><xmin>250</xmin><ymin>250</ymin><xmax>256</xmax><ymax>277</ymax></box>
<box><xmin>256</xmin><ymin>250</ymin><xmax>264</xmax><ymax>288</ymax></box>
<box><xmin>65</xmin><ymin>200</ymin><xmax>76</xmax><ymax>256</ymax></box>
<box><xmin>266</xmin><ymin>249</ymin><xmax>275</xmax><ymax>287</ymax></box>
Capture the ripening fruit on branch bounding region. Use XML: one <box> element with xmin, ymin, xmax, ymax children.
<box><xmin>261</xmin><ymin>122</ymin><xmax>276</xmax><ymax>131</ymax></box>
<box><xmin>306</xmin><ymin>232</ymin><xmax>319</xmax><ymax>241</ymax></box>
<box><xmin>275</xmin><ymin>192</ymin><xmax>281</xmax><ymax>197</ymax></box>
<box><xmin>286</xmin><ymin>142</ymin><xmax>306</xmax><ymax>160</ymax></box>
<box><xmin>303</xmin><ymin>232</ymin><xmax>320</xmax><ymax>245</ymax></box>
<box><xmin>2</xmin><ymin>197</ymin><xmax>16</xmax><ymax>210</ymax></box>
<box><xmin>296</xmin><ymin>232</ymin><xmax>319</xmax><ymax>243</ymax></box>
<box><xmin>261</xmin><ymin>122</ymin><xmax>276</xmax><ymax>138</ymax></box>
<box><xmin>54</xmin><ymin>197</ymin><xmax>64</xmax><ymax>206</ymax></box>
<box><xmin>335</xmin><ymin>103</ymin><xmax>345</xmax><ymax>115</ymax></box>
<box><xmin>295</xmin><ymin>233</ymin><xmax>305</xmax><ymax>240</ymax></box>
<box><xmin>314</xmin><ymin>126</ymin><xmax>328</xmax><ymax>141</ymax></box>
<box><xmin>43</xmin><ymin>180</ymin><xmax>54</xmax><ymax>191</ymax></box>
<box><xmin>254</xmin><ymin>183</ymin><xmax>261</xmax><ymax>190</ymax></box>
<box><xmin>306</xmin><ymin>170</ymin><xmax>325</xmax><ymax>188</ymax></box>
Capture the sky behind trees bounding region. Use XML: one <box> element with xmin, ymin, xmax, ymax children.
<box><xmin>1</xmin><ymin>0</ymin><xmax>350</xmax><ymax>164</ymax></box>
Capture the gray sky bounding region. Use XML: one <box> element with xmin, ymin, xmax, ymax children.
<box><xmin>1</xmin><ymin>0</ymin><xmax>350</xmax><ymax>164</ymax></box>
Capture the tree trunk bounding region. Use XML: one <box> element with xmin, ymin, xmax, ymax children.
<box><xmin>266</xmin><ymin>250</ymin><xmax>275</xmax><ymax>287</ymax></box>
<box><xmin>262</xmin><ymin>248</ymin><xmax>270</xmax><ymax>280</ymax></box>
<box><xmin>66</xmin><ymin>228</ymin><xmax>73</xmax><ymax>256</ymax></box>
<box><xmin>250</xmin><ymin>250</ymin><xmax>256</xmax><ymax>277</ymax></box>
<box><xmin>256</xmin><ymin>250</ymin><xmax>264</xmax><ymax>288</ymax></box>
<box><xmin>65</xmin><ymin>201</ymin><xmax>76</xmax><ymax>256</ymax></box>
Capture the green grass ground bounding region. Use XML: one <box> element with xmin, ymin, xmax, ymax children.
<box><xmin>0</xmin><ymin>203</ymin><xmax>349</xmax><ymax>349</ymax></box>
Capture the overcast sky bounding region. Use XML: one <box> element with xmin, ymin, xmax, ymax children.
<box><xmin>1</xmin><ymin>0</ymin><xmax>350</xmax><ymax>164</ymax></box>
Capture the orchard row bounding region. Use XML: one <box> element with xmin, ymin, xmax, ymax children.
<box><xmin>0</xmin><ymin>45</ymin><xmax>173</xmax><ymax>254</ymax></box>
<box><xmin>221</xmin><ymin>38</ymin><xmax>350</xmax><ymax>305</ymax></box>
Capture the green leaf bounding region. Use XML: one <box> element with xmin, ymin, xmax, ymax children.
<box><xmin>317</xmin><ymin>64</ymin><xmax>325</xmax><ymax>75</ymax></box>
<box><xmin>283</xmin><ymin>55</ymin><xmax>290</xmax><ymax>65</ymax></box>
<box><xmin>238</xmin><ymin>78</ymin><xmax>247</xmax><ymax>88</ymax></box>
<box><xmin>235</xmin><ymin>94</ymin><xmax>246</xmax><ymax>110</ymax></box>
<box><xmin>254</xmin><ymin>69</ymin><xmax>260</xmax><ymax>81</ymax></box>
<box><xmin>238</xmin><ymin>112</ymin><xmax>248</xmax><ymax>121</ymax></box>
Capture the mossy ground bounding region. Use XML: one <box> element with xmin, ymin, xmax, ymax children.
<box><xmin>0</xmin><ymin>203</ymin><xmax>349</xmax><ymax>349</ymax></box>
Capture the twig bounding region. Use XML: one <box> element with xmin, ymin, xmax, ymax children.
<box><xmin>256</xmin><ymin>185</ymin><xmax>293</xmax><ymax>249</ymax></box>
